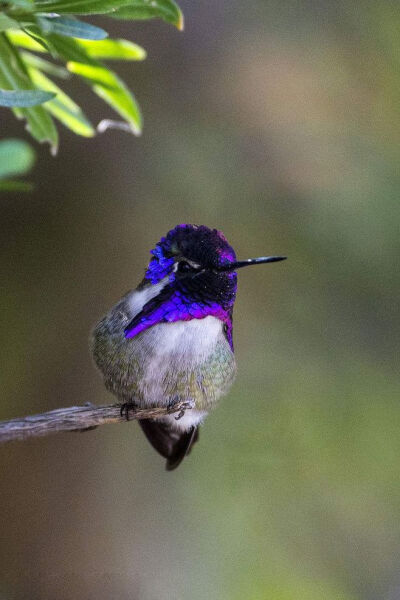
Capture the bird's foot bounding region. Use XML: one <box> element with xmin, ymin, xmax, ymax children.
<box><xmin>119</xmin><ymin>401</ymin><xmax>138</xmax><ymax>421</ymax></box>
<box><xmin>167</xmin><ymin>399</ymin><xmax>195</xmax><ymax>421</ymax></box>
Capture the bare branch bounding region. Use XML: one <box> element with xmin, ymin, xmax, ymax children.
<box><xmin>0</xmin><ymin>401</ymin><xmax>191</xmax><ymax>443</ymax></box>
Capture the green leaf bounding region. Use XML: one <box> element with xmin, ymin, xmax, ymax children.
<box><xmin>41</xmin><ymin>36</ymin><xmax>142</xmax><ymax>133</ymax></box>
<box><xmin>0</xmin><ymin>179</ymin><xmax>33</xmax><ymax>191</ymax></box>
<box><xmin>77</xmin><ymin>38</ymin><xmax>146</xmax><ymax>60</ymax></box>
<box><xmin>68</xmin><ymin>60</ymin><xmax>142</xmax><ymax>134</ymax></box>
<box><xmin>33</xmin><ymin>0</ymin><xmax>144</xmax><ymax>16</ymax></box>
<box><xmin>37</xmin><ymin>16</ymin><xmax>108</xmax><ymax>40</ymax></box>
<box><xmin>5</xmin><ymin>0</ymin><xmax>34</xmax><ymax>10</ymax></box>
<box><xmin>27</xmin><ymin>65</ymin><xmax>95</xmax><ymax>136</ymax></box>
<box><xmin>14</xmin><ymin>104</ymin><xmax>58</xmax><ymax>151</ymax></box>
<box><xmin>111</xmin><ymin>0</ymin><xmax>184</xmax><ymax>30</ymax></box>
<box><xmin>9</xmin><ymin>30</ymin><xmax>146</xmax><ymax>61</ymax></box>
<box><xmin>44</xmin><ymin>32</ymin><xmax>94</xmax><ymax>62</ymax></box>
<box><xmin>33</xmin><ymin>0</ymin><xmax>183</xmax><ymax>27</ymax></box>
<box><xmin>7</xmin><ymin>29</ymin><xmax>47</xmax><ymax>52</ymax></box>
<box><xmin>0</xmin><ymin>88</ymin><xmax>55</xmax><ymax>106</ymax></box>
<box><xmin>22</xmin><ymin>26</ymin><xmax>55</xmax><ymax>52</ymax></box>
<box><xmin>0</xmin><ymin>13</ymin><xmax>20</xmax><ymax>32</ymax></box>
<box><xmin>0</xmin><ymin>33</ymin><xmax>58</xmax><ymax>151</ymax></box>
<box><xmin>0</xmin><ymin>138</ymin><xmax>35</xmax><ymax>179</ymax></box>
<box><xmin>21</xmin><ymin>51</ymin><xmax>70</xmax><ymax>78</ymax></box>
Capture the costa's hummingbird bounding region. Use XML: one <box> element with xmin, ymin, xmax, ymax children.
<box><xmin>91</xmin><ymin>224</ymin><xmax>286</xmax><ymax>470</ymax></box>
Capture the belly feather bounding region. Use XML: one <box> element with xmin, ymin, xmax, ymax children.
<box><xmin>92</xmin><ymin>304</ymin><xmax>236</xmax><ymax>409</ymax></box>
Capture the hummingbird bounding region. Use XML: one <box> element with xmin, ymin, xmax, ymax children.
<box><xmin>91</xmin><ymin>224</ymin><xmax>286</xmax><ymax>470</ymax></box>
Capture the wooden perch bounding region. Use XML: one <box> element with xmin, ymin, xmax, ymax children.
<box><xmin>0</xmin><ymin>400</ymin><xmax>192</xmax><ymax>443</ymax></box>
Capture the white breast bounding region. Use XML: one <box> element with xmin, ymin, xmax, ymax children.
<box><xmin>119</xmin><ymin>283</ymin><xmax>234</xmax><ymax>431</ymax></box>
<box><xmin>127</xmin><ymin>277</ymin><xmax>168</xmax><ymax>316</ymax></box>
<box><xmin>126</xmin><ymin>280</ymin><xmax>225</xmax><ymax>359</ymax></box>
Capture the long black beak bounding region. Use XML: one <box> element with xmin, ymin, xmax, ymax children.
<box><xmin>217</xmin><ymin>256</ymin><xmax>287</xmax><ymax>272</ymax></box>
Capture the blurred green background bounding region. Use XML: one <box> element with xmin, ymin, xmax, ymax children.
<box><xmin>1</xmin><ymin>1</ymin><xmax>399</xmax><ymax>599</ymax></box>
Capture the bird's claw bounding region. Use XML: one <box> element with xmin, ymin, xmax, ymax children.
<box><xmin>171</xmin><ymin>400</ymin><xmax>194</xmax><ymax>421</ymax></box>
<box><xmin>119</xmin><ymin>401</ymin><xmax>137</xmax><ymax>421</ymax></box>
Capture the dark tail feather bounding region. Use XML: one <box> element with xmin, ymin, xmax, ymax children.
<box><xmin>166</xmin><ymin>426</ymin><xmax>199</xmax><ymax>471</ymax></box>
<box><xmin>139</xmin><ymin>419</ymin><xmax>199</xmax><ymax>471</ymax></box>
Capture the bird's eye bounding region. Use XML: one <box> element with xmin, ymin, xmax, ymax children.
<box><xmin>177</xmin><ymin>261</ymin><xmax>193</xmax><ymax>273</ymax></box>
<box><xmin>176</xmin><ymin>260</ymin><xmax>202</xmax><ymax>274</ymax></box>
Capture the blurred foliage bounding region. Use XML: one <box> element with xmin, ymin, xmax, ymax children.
<box><xmin>0</xmin><ymin>137</ymin><xmax>35</xmax><ymax>190</ymax></box>
<box><xmin>0</xmin><ymin>0</ymin><xmax>183</xmax><ymax>153</ymax></box>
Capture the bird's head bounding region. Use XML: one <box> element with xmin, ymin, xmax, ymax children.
<box><xmin>144</xmin><ymin>224</ymin><xmax>238</xmax><ymax>309</ymax></box>
<box><xmin>125</xmin><ymin>224</ymin><xmax>286</xmax><ymax>346</ymax></box>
